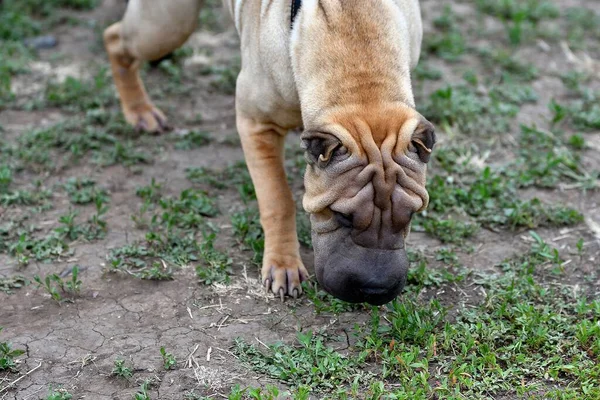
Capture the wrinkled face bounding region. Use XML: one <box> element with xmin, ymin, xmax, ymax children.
<box><xmin>302</xmin><ymin>104</ymin><xmax>436</xmax><ymax>305</ymax></box>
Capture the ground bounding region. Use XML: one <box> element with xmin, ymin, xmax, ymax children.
<box><xmin>0</xmin><ymin>0</ymin><xmax>599</xmax><ymax>399</ymax></box>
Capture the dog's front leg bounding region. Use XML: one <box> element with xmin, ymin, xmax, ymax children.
<box><xmin>236</xmin><ymin>113</ymin><xmax>309</xmax><ymax>300</ymax></box>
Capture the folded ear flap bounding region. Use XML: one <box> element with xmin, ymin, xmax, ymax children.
<box><xmin>301</xmin><ymin>130</ymin><xmax>344</xmax><ymax>168</ymax></box>
<box><xmin>411</xmin><ymin>118</ymin><xmax>436</xmax><ymax>163</ymax></box>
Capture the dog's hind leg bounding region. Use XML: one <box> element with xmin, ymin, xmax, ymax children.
<box><xmin>104</xmin><ymin>0</ymin><xmax>203</xmax><ymax>132</ymax></box>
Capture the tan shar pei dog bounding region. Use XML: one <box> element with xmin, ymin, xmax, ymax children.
<box><xmin>104</xmin><ymin>0</ymin><xmax>436</xmax><ymax>305</ymax></box>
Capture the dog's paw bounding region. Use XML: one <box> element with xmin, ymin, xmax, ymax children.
<box><xmin>124</xmin><ymin>103</ymin><xmax>169</xmax><ymax>133</ymax></box>
<box><xmin>262</xmin><ymin>255</ymin><xmax>309</xmax><ymax>301</ymax></box>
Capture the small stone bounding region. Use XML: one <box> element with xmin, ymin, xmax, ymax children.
<box><xmin>24</xmin><ymin>35</ymin><xmax>58</xmax><ymax>50</ymax></box>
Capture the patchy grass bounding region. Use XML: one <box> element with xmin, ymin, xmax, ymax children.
<box><xmin>565</xmin><ymin>7</ymin><xmax>600</xmax><ymax>50</ymax></box>
<box><xmin>109</xmin><ymin>182</ymin><xmax>231</xmax><ymax>282</ymax></box>
<box><xmin>235</xmin><ymin>234</ymin><xmax>600</xmax><ymax>398</ymax></box>
<box><xmin>422</xmin><ymin>84</ymin><xmax>516</xmax><ymax>135</ymax></box>
<box><xmin>477</xmin><ymin>48</ymin><xmax>539</xmax><ymax>81</ymax></box>
<box><xmin>231</xmin><ymin>207</ymin><xmax>264</xmax><ymax>265</ymax></box>
<box><xmin>423</xmin><ymin>6</ymin><xmax>466</xmax><ymax>62</ymax></box>
<box><xmin>1</xmin><ymin>199</ymin><xmax>109</xmax><ymax>265</ymax></box>
<box><xmin>63</xmin><ymin>177</ymin><xmax>109</xmax><ymax>205</ymax></box>
<box><xmin>475</xmin><ymin>0</ymin><xmax>560</xmax><ymax>44</ymax></box>
<box><xmin>233</xmin><ymin>330</ymin><xmax>367</xmax><ymax>393</ymax></box>
<box><xmin>196</xmin><ymin>232</ymin><xmax>233</xmax><ymax>284</ymax></box>
<box><xmin>551</xmin><ymin>89</ymin><xmax>600</xmax><ymax>131</ymax></box>
<box><xmin>0</xmin><ymin>42</ymin><xmax>34</xmax><ymax>106</ymax></box>
<box><xmin>514</xmin><ymin>125</ymin><xmax>598</xmax><ymax>190</ymax></box>
<box><xmin>43</xmin><ymin>69</ymin><xmax>115</xmax><ymax>112</ymax></box>
<box><xmin>414</xmin><ymin>142</ymin><xmax>584</xmax><ymax>244</ymax></box>
<box><xmin>206</xmin><ymin>58</ymin><xmax>241</xmax><ymax>95</ymax></box>
<box><xmin>7</xmin><ymin>116</ymin><xmax>149</xmax><ymax>172</ymax></box>
<box><xmin>0</xmin><ymin>0</ymin><xmax>99</xmax><ymax>104</ymax></box>
<box><xmin>174</xmin><ymin>130</ymin><xmax>212</xmax><ymax>150</ymax></box>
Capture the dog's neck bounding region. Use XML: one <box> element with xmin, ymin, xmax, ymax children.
<box><xmin>290</xmin><ymin>0</ymin><xmax>416</xmax><ymax>127</ymax></box>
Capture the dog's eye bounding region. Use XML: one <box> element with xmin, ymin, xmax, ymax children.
<box><xmin>328</xmin><ymin>144</ymin><xmax>348</xmax><ymax>159</ymax></box>
<box><xmin>408</xmin><ymin>141</ymin><xmax>418</xmax><ymax>153</ymax></box>
<box><xmin>301</xmin><ymin>131</ymin><xmax>348</xmax><ymax>168</ymax></box>
<box><xmin>316</xmin><ymin>144</ymin><xmax>348</xmax><ymax>168</ymax></box>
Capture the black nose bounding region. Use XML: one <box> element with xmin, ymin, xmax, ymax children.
<box><xmin>313</xmin><ymin>232</ymin><xmax>409</xmax><ymax>305</ymax></box>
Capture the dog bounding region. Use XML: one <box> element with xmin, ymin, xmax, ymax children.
<box><xmin>104</xmin><ymin>0</ymin><xmax>435</xmax><ymax>305</ymax></box>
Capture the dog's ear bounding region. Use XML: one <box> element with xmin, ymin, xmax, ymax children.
<box><xmin>411</xmin><ymin>118</ymin><xmax>436</xmax><ymax>163</ymax></box>
<box><xmin>301</xmin><ymin>130</ymin><xmax>346</xmax><ymax>168</ymax></box>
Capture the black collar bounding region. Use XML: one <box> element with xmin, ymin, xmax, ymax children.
<box><xmin>291</xmin><ymin>0</ymin><xmax>302</xmax><ymax>28</ymax></box>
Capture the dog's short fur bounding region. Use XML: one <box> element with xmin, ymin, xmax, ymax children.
<box><xmin>104</xmin><ymin>0</ymin><xmax>435</xmax><ymax>305</ymax></box>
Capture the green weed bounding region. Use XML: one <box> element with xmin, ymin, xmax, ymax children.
<box><xmin>231</xmin><ymin>208</ymin><xmax>264</xmax><ymax>265</ymax></box>
<box><xmin>514</xmin><ymin>125</ymin><xmax>598</xmax><ymax>189</ymax></box>
<box><xmin>134</xmin><ymin>380</ymin><xmax>152</xmax><ymax>400</ymax></box>
<box><xmin>0</xmin><ymin>327</ymin><xmax>25</xmax><ymax>372</ymax></box>
<box><xmin>54</xmin><ymin>203</ymin><xmax>108</xmax><ymax>241</ymax></box>
<box><xmin>63</xmin><ymin>177</ymin><xmax>109</xmax><ymax>205</ymax></box>
<box><xmin>0</xmin><ymin>275</ymin><xmax>27</xmax><ymax>294</ymax></box>
<box><xmin>565</xmin><ymin>7</ymin><xmax>600</xmax><ymax>50</ymax></box>
<box><xmin>413</xmin><ymin>62</ymin><xmax>443</xmax><ymax>81</ymax></box>
<box><xmin>476</xmin><ymin>0</ymin><xmax>559</xmax><ymax>45</ymax></box>
<box><xmin>44</xmin><ymin>69</ymin><xmax>114</xmax><ymax>112</ymax></box>
<box><xmin>33</xmin><ymin>265</ymin><xmax>81</xmax><ymax>303</ymax></box>
<box><xmin>303</xmin><ymin>282</ymin><xmax>365</xmax><ymax>314</ymax></box>
<box><xmin>196</xmin><ymin>233</ymin><xmax>233</xmax><ymax>285</ymax></box>
<box><xmin>420</xmin><ymin>218</ymin><xmax>479</xmax><ymax>244</ymax></box>
<box><xmin>134</xmin><ymin>182</ymin><xmax>219</xmax><ymax>232</ymax></box>
<box><xmin>552</xmin><ymin>90</ymin><xmax>600</xmax><ymax>131</ymax></box>
<box><xmin>13</xmin><ymin>117</ymin><xmax>148</xmax><ymax>172</ymax></box>
<box><xmin>160</xmin><ymin>347</ymin><xmax>177</xmax><ymax>370</ymax></box>
<box><xmin>186</xmin><ymin>161</ymin><xmax>252</xmax><ymax>192</ymax></box>
<box><xmin>349</xmin><ymin>234</ymin><xmax>599</xmax><ymax>397</ymax></box>
<box><xmin>45</xmin><ymin>387</ymin><xmax>73</xmax><ymax>400</ymax></box>
<box><xmin>159</xmin><ymin>189</ymin><xmax>219</xmax><ymax>229</ymax></box>
<box><xmin>112</xmin><ymin>358</ymin><xmax>133</xmax><ymax>379</ymax></box>
<box><xmin>422</xmin><ymin>85</ymin><xmax>513</xmax><ymax>135</ymax></box>
<box><xmin>205</xmin><ymin>58</ymin><xmax>241</xmax><ymax>94</ymax></box>
<box><xmin>0</xmin><ymin>165</ymin><xmax>12</xmax><ymax>192</ymax></box>
<box><xmin>0</xmin><ymin>186</ymin><xmax>51</xmax><ymax>207</ymax></box>
<box><xmin>419</xmin><ymin>146</ymin><xmax>584</xmax><ymax>243</ymax></box>
<box><xmin>406</xmin><ymin>258</ymin><xmax>464</xmax><ymax>289</ymax></box>
<box><xmin>5</xmin><ymin>230</ymin><xmax>70</xmax><ymax>266</ymax></box>
<box><xmin>175</xmin><ymin>130</ymin><xmax>211</xmax><ymax>150</ymax></box>
<box><xmin>477</xmin><ymin>48</ymin><xmax>539</xmax><ymax>81</ymax></box>
<box><xmin>109</xmin><ymin>244</ymin><xmax>176</xmax><ymax>280</ymax></box>
<box><xmin>423</xmin><ymin>6</ymin><xmax>466</xmax><ymax>61</ymax></box>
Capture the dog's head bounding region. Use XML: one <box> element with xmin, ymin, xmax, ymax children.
<box><xmin>302</xmin><ymin>103</ymin><xmax>435</xmax><ymax>305</ymax></box>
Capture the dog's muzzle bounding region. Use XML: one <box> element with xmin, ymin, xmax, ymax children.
<box><xmin>312</xmin><ymin>226</ymin><xmax>409</xmax><ymax>305</ymax></box>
